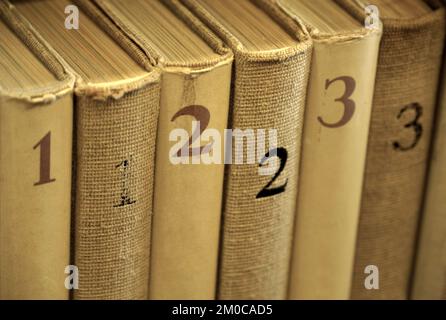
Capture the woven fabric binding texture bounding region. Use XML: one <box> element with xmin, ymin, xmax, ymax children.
<box><xmin>336</xmin><ymin>0</ymin><xmax>446</xmax><ymax>300</ymax></box>
<box><xmin>221</xmin><ymin>54</ymin><xmax>311</xmax><ymax>299</ymax></box>
<box><xmin>182</xmin><ymin>0</ymin><xmax>312</xmax><ymax>299</ymax></box>
<box><xmin>73</xmin><ymin>84</ymin><xmax>160</xmax><ymax>299</ymax></box>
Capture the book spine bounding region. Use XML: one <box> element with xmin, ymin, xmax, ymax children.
<box><xmin>150</xmin><ymin>62</ymin><xmax>232</xmax><ymax>300</ymax></box>
<box><xmin>0</xmin><ymin>93</ymin><xmax>73</xmax><ymax>299</ymax></box>
<box><xmin>43</xmin><ymin>0</ymin><xmax>163</xmax><ymax>300</ymax></box>
<box><xmin>0</xmin><ymin>1</ymin><xmax>74</xmax><ymax>299</ymax></box>
<box><xmin>337</xmin><ymin>0</ymin><xmax>446</xmax><ymax>299</ymax></box>
<box><xmin>221</xmin><ymin>49</ymin><xmax>311</xmax><ymax>300</ymax></box>
<box><xmin>91</xmin><ymin>0</ymin><xmax>233</xmax><ymax>300</ymax></box>
<box><xmin>73</xmin><ymin>80</ymin><xmax>161</xmax><ymax>300</ymax></box>
<box><xmin>182</xmin><ymin>0</ymin><xmax>313</xmax><ymax>300</ymax></box>
<box><xmin>288</xmin><ymin>29</ymin><xmax>382</xmax><ymax>299</ymax></box>
<box><xmin>412</xmin><ymin>66</ymin><xmax>446</xmax><ymax>300</ymax></box>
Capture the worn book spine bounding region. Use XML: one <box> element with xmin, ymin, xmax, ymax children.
<box><xmin>280</xmin><ymin>3</ymin><xmax>382</xmax><ymax>299</ymax></box>
<box><xmin>94</xmin><ymin>0</ymin><xmax>233</xmax><ymax>299</ymax></box>
<box><xmin>337</xmin><ymin>0</ymin><xmax>446</xmax><ymax>299</ymax></box>
<box><xmin>183</xmin><ymin>0</ymin><xmax>312</xmax><ymax>299</ymax></box>
<box><xmin>412</xmin><ymin>61</ymin><xmax>446</xmax><ymax>300</ymax></box>
<box><xmin>150</xmin><ymin>58</ymin><xmax>232</xmax><ymax>300</ymax></box>
<box><xmin>0</xmin><ymin>1</ymin><xmax>75</xmax><ymax>299</ymax></box>
<box><xmin>64</xmin><ymin>0</ymin><xmax>162</xmax><ymax>299</ymax></box>
<box><xmin>150</xmin><ymin>0</ymin><xmax>232</xmax><ymax>300</ymax></box>
<box><xmin>73</xmin><ymin>82</ymin><xmax>160</xmax><ymax>300</ymax></box>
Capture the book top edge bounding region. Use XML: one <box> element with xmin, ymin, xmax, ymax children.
<box><xmin>0</xmin><ymin>0</ymin><xmax>75</xmax><ymax>104</ymax></box>
<box><xmin>336</xmin><ymin>0</ymin><xmax>446</xmax><ymax>31</ymax></box>
<box><xmin>277</xmin><ymin>0</ymin><xmax>383</xmax><ymax>43</ymax></box>
<box><xmin>92</xmin><ymin>0</ymin><xmax>233</xmax><ymax>71</ymax></box>
<box><xmin>1</xmin><ymin>0</ymin><xmax>162</xmax><ymax>102</ymax></box>
<box><xmin>180</xmin><ymin>0</ymin><xmax>313</xmax><ymax>62</ymax></box>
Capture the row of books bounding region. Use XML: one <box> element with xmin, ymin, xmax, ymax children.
<box><xmin>0</xmin><ymin>0</ymin><xmax>445</xmax><ymax>300</ymax></box>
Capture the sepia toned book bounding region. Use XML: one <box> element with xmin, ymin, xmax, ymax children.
<box><xmin>412</xmin><ymin>59</ymin><xmax>446</xmax><ymax>300</ymax></box>
<box><xmin>337</xmin><ymin>0</ymin><xmax>445</xmax><ymax>299</ymax></box>
<box><xmin>93</xmin><ymin>0</ymin><xmax>233</xmax><ymax>300</ymax></box>
<box><xmin>183</xmin><ymin>0</ymin><xmax>313</xmax><ymax>299</ymax></box>
<box><xmin>279</xmin><ymin>0</ymin><xmax>382</xmax><ymax>300</ymax></box>
<box><xmin>12</xmin><ymin>0</ymin><xmax>161</xmax><ymax>299</ymax></box>
<box><xmin>0</xmin><ymin>1</ymin><xmax>74</xmax><ymax>299</ymax></box>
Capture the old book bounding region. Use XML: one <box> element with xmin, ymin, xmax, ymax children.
<box><xmin>279</xmin><ymin>0</ymin><xmax>382</xmax><ymax>300</ymax></box>
<box><xmin>337</xmin><ymin>0</ymin><xmax>446</xmax><ymax>299</ymax></box>
<box><xmin>183</xmin><ymin>0</ymin><xmax>312</xmax><ymax>299</ymax></box>
<box><xmin>0</xmin><ymin>2</ymin><xmax>74</xmax><ymax>299</ymax></box>
<box><xmin>94</xmin><ymin>0</ymin><xmax>232</xmax><ymax>299</ymax></box>
<box><xmin>13</xmin><ymin>0</ymin><xmax>161</xmax><ymax>299</ymax></box>
<box><xmin>412</xmin><ymin>61</ymin><xmax>446</xmax><ymax>300</ymax></box>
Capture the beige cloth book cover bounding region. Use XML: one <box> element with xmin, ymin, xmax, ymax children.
<box><xmin>336</xmin><ymin>0</ymin><xmax>446</xmax><ymax>299</ymax></box>
<box><xmin>279</xmin><ymin>0</ymin><xmax>382</xmax><ymax>300</ymax></box>
<box><xmin>0</xmin><ymin>2</ymin><xmax>74</xmax><ymax>299</ymax></box>
<box><xmin>183</xmin><ymin>0</ymin><xmax>313</xmax><ymax>299</ymax></box>
<box><xmin>412</xmin><ymin>60</ymin><xmax>446</xmax><ymax>300</ymax></box>
<box><xmin>94</xmin><ymin>0</ymin><xmax>233</xmax><ymax>299</ymax></box>
<box><xmin>12</xmin><ymin>0</ymin><xmax>161</xmax><ymax>299</ymax></box>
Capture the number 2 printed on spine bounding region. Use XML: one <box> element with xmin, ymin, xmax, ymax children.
<box><xmin>256</xmin><ymin>147</ymin><xmax>288</xmax><ymax>199</ymax></box>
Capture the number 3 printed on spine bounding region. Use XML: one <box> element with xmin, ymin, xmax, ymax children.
<box><xmin>393</xmin><ymin>103</ymin><xmax>423</xmax><ymax>151</ymax></box>
<box><xmin>318</xmin><ymin>76</ymin><xmax>356</xmax><ymax>128</ymax></box>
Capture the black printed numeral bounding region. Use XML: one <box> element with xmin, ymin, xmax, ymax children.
<box><xmin>393</xmin><ymin>103</ymin><xmax>423</xmax><ymax>151</ymax></box>
<box><xmin>114</xmin><ymin>156</ymin><xmax>136</xmax><ymax>207</ymax></box>
<box><xmin>256</xmin><ymin>147</ymin><xmax>288</xmax><ymax>199</ymax></box>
